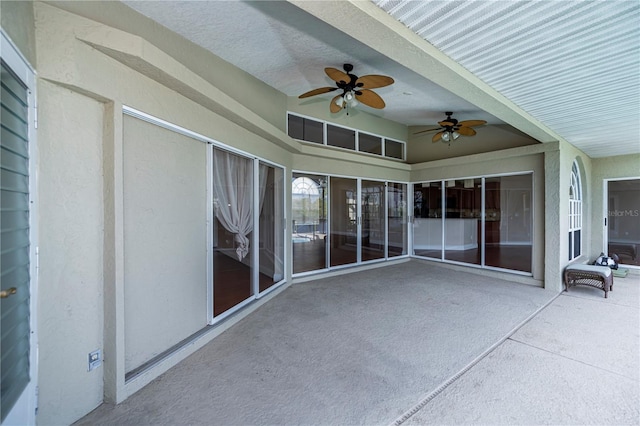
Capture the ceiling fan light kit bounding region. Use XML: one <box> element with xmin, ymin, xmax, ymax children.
<box><xmin>414</xmin><ymin>111</ymin><xmax>487</xmax><ymax>144</ymax></box>
<box><xmin>299</xmin><ymin>63</ymin><xmax>393</xmax><ymax>114</ymax></box>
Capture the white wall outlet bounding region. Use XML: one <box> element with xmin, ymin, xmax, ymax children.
<box><xmin>88</xmin><ymin>349</ymin><xmax>102</xmax><ymax>371</ymax></box>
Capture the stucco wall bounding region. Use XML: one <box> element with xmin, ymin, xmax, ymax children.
<box><xmin>37</xmin><ymin>79</ymin><xmax>105</xmax><ymax>425</ymax></box>
<box><xmin>32</xmin><ymin>2</ymin><xmax>300</xmax><ymax>423</ymax></box>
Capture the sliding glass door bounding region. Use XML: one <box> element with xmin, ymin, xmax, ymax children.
<box><xmin>212</xmin><ymin>148</ymin><xmax>254</xmax><ymax>316</ymax></box>
<box><xmin>361</xmin><ymin>180</ymin><xmax>386</xmax><ymax>262</ymax></box>
<box><xmin>444</xmin><ymin>179</ymin><xmax>481</xmax><ymax>266</ymax></box>
<box><xmin>292</xmin><ymin>173</ymin><xmax>328</xmax><ymax>273</ymax></box>
<box><xmin>413</xmin><ymin>174</ymin><xmax>533</xmax><ymax>274</ymax></box>
<box><xmin>258</xmin><ymin>162</ymin><xmax>285</xmax><ymax>291</ymax></box>
<box><xmin>388</xmin><ymin>183</ymin><xmax>408</xmax><ymax>257</ymax></box>
<box><xmin>330</xmin><ymin>177</ymin><xmax>358</xmax><ymax>267</ymax></box>
<box><xmin>413</xmin><ymin>182</ymin><xmax>443</xmax><ymax>258</ymax></box>
<box><xmin>607</xmin><ymin>179</ymin><xmax>640</xmax><ymax>267</ymax></box>
<box><xmin>212</xmin><ymin>150</ymin><xmax>285</xmax><ymax>318</ymax></box>
<box><xmin>294</xmin><ymin>175</ymin><xmax>408</xmax><ymax>274</ymax></box>
<box><xmin>484</xmin><ymin>175</ymin><xmax>532</xmax><ymax>273</ymax></box>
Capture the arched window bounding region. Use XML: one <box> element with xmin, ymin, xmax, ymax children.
<box><xmin>569</xmin><ymin>161</ymin><xmax>582</xmax><ymax>260</ymax></box>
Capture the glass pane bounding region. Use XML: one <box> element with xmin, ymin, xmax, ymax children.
<box><xmin>330</xmin><ymin>177</ymin><xmax>358</xmax><ymax>266</ymax></box>
<box><xmin>359</xmin><ymin>133</ymin><xmax>382</xmax><ymax>155</ymax></box>
<box><xmin>287</xmin><ymin>115</ymin><xmax>323</xmax><ymax>144</ymax></box>
<box><xmin>388</xmin><ymin>183</ymin><xmax>407</xmax><ymax>257</ymax></box>
<box><xmin>258</xmin><ymin>163</ymin><xmax>284</xmax><ymax>292</ymax></box>
<box><xmin>212</xmin><ymin>148</ymin><xmax>254</xmax><ymax>316</ymax></box>
<box><xmin>361</xmin><ymin>180</ymin><xmax>385</xmax><ymax>261</ymax></box>
<box><xmin>287</xmin><ymin>114</ymin><xmax>303</xmax><ymax>140</ymax></box>
<box><xmin>327</xmin><ymin>125</ymin><xmax>355</xmax><ymax>150</ymax></box>
<box><xmin>292</xmin><ymin>174</ymin><xmax>327</xmax><ymax>273</ymax></box>
<box><xmin>385</xmin><ymin>140</ymin><xmax>404</xmax><ymax>159</ymax></box>
<box><xmin>413</xmin><ymin>182</ymin><xmax>442</xmax><ymax>258</ymax></box>
<box><xmin>485</xmin><ymin>175</ymin><xmax>532</xmax><ymax>273</ymax></box>
<box><xmin>444</xmin><ymin>179</ymin><xmax>481</xmax><ymax>265</ymax></box>
<box><xmin>608</xmin><ymin>179</ymin><xmax>640</xmax><ymax>266</ymax></box>
<box><xmin>304</xmin><ymin>119</ymin><xmax>323</xmax><ymax>144</ymax></box>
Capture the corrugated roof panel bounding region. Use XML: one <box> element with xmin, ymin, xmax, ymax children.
<box><xmin>373</xmin><ymin>0</ymin><xmax>640</xmax><ymax>157</ymax></box>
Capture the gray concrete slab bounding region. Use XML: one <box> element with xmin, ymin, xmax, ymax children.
<box><xmin>402</xmin><ymin>271</ymin><xmax>640</xmax><ymax>425</ymax></box>
<box><xmin>403</xmin><ymin>339</ymin><xmax>639</xmax><ymax>425</ymax></box>
<box><xmin>75</xmin><ymin>264</ymin><xmax>639</xmax><ymax>426</ymax></box>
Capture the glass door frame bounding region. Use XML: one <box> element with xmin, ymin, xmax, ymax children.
<box><xmin>208</xmin><ymin>146</ymin><xmax>287</xmax><ymax>325</ymax></box>
<box><xmin>603</xmin><ymin>177</ymin><xmax>640</xmax><ymax>269</ymax></box>
<box><xmin>292</xmin><ymin>171</ymin><xmax>410</xmax><ymax>277</ymax></box>
<box><xmin>411</xmin><ymin>171</ymin><xmax>534</xmax><ymax>276</ymax></box>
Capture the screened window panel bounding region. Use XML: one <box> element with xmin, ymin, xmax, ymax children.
<box><xmin>359</xmin><ymin>133</ymin><xmax>382</xmax><ymax>155</ymax></box>
<box><xmin>327</xmin><ymin>125</ymin><xmax>355</xmax><ymax>150</ymax></box>
<box><xmin>385</xmin><ymin>140</ymin><xmax>404</xmax><ymax>159</ymax></box>
<box><xmin>288</xmin><ymin>114</ymin><xmax>323</xmax><ymax>144</ymax></box>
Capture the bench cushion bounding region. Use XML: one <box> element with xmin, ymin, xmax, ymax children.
<box><xmin>565</xmin><ymin>264</ymin><xmax>612</xmax><ymax>277</ymax></box>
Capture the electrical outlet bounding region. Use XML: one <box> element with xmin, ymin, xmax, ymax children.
<box><xmin>88</xmin><ymin>349</ymin><xmax>102</xmax><ymax>371</ymax></box>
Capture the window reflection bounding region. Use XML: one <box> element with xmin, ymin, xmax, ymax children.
<box><xmin>608</xmin><ymin>179</ymin><xmax>640</xmax><ymax>266</ymax></box>
<box><xmin>413</xmin><ymin>182</ymin><xmax>443</xmax><ymax>258</ymax></box>
<box><xmin>412</xmin><ymin>174</ymin><xmax>533</xmax><ymax>274</ymax></box>
<box><xmin>484</xmin><ymin>175</ymin><xmax>532</xmax><ymax>273</ymax></box>
<box><xmin>292</xmin><ymin>174</ymin><xmax>327</xmax><ymax>273</ymax></box>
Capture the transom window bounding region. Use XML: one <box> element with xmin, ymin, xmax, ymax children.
<box><xmin>287</xmin><ymin>113</ymin><xmax>405</xmax><ymax>160</ymax></box>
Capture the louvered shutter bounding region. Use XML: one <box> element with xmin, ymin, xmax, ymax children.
<box><xmin>1</xmin><ymin>59</ymin><xmax>32</xmax><ymax>423</ymax></box>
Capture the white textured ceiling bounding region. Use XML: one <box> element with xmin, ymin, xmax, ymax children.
<box><xmin>123</xmin><ymin>0</ymin><xmax>640</xmax><ymax>158</ymax></box>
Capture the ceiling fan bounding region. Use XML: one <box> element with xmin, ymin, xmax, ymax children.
<box><xmin>415</xmin><ymin>112</ymin><xmax>487</xmax><ymax>143</ymax></box>
<box><xmin>298</xmin><ymin>64</ymin><xmax>394</xmax><ymax>113</ymax></box>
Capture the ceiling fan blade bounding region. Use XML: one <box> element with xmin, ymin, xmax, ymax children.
<box><xmin>298</xmin><ymin>87</ymin><xmax>338</xmax><ymax>99</ymax></box>
<box><xmin>438</xmin><ymin>121</ymin><xmax>455</xmax><ymax>127</ymax></box>
<box><xmin>458</xmin><ymin>120</ymin><xmax>487</xmax><ymax>127</ymax></box>
<box><xmin>329</xmin><ymin>94</ymin><xmax>343</xmax><ymax>113</ymax></box>
<box><xmin>432</xmin><ymin>131</ymin><xmax>444</xmax><ymax>143</ymax></box>
<box><xmin>325</xmin><ymin>67</ymin><xmax>350</xmax><ymax>84</ymax></box>
<box><xmin>356</xmin><ymin>89</ymin><xmax>385</xmax><ymax>109</ymax></box>
<box><xmin>413</xmin><ymin>127</ymin><xmax>442</xmax><ymax>135</ymax></box>
<box><xmin>355</xmin><ymin>74</ymin><xmax>394</xmax><ymax>89</ymax></box>
<box><xmin>457</xmin><ymin>126</ymin><xmax>477</xmax><ymax>136</ymax></box>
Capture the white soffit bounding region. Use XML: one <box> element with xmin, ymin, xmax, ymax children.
<box><xmin>373</xmin><ymin>0</ymin><xmax>640</xmax><ymax>158</ymax></box>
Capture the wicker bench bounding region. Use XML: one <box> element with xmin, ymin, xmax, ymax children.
<box><xmin>564</xmin><ymin>264</ymin><xmax>613</xmax><ymax>298</ymax></box>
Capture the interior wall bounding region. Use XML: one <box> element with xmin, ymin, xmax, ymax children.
<box><xmin>37</xmin><ymin>80</ymin><xmax>105</xmax><ymax>425</ymax></box>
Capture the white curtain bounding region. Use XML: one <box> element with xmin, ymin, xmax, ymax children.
<box><xmin>213</xmin><ymin>149</ymin><xmax>267</xmax><ymax>261</ymax></box>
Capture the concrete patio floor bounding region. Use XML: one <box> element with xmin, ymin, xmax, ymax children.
<box><xmin>402</xmin><ymin>268</ymin><xmax>640</xmax><ymax>425</ymax></box>
<box><xmin>76</xmin><ymin>262</ymin><xmax>639</xmax><ymax>425</ymax></box>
